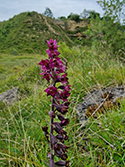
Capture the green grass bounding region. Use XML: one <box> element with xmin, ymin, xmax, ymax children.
<box><xmin>0</xmin><ymin>44</ymin><xmax>125</xmax><ymax>166</ymax></box>
<box><xmin>0</xmin><ymin>11</ymin><xmax>73</xmax><ymax>54</ymax></box>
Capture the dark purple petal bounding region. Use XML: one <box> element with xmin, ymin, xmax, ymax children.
<box><xmin>55</xmin><ymin>160</ymin><xmax>70</xmax><ymax>167</ymax></box>
<box><xmin>53</xmin><ymin>122</ymin><xmax>67</xmax><ymax>135</ymax></box>
<box><xmin>57</xmin><ymin>114</ymin><xmax>65</xmax><ymax>121</ymax></box>
<box><xmin>64</xmin><ymin>135</ymin><xmax>69</xmax><ymax>140</ymax></box>
<box><xmin>45</xmin><ymin>86</ymin><xmax>58</xmax><ymax>97</ymax></box>
<box><xmin>58</xmin><ymin>85</ymin><xmax>65</xmax><ymax>89</ymax></box>
<box><xmin>55</xmin><ymin>150</ymin><xmax>68</xmax><ymax>160</ymax></box>
<box><xmin>60</xmin><ymin>74</ymin><xmax>68</xmax><ymax>84</ymax></box>
<box><xmin>64</xmin><ymin>101</ymin><xmax>70</xmax><ymax>106</ymax></box>
<box><xmin>42</xmin><ymin>126</ymin><xmax>48</xmax><ymax>133</ymax></box>
<box><xmin>56</xmin><ymin>134</ymin><xmax>64</xmax><ymax>140</ymax></box>
<box><xmin>42</xmin><ymin>126</ymin><xmax>49</xmax><ymax>141</ymax></box>
<box><xmin>60</xmin><ymin>119</ymin><xmax>69</xmax><ymax>126</ymax></box>
<box><xmin>64</xmin><ymin>85</ymin><xmax>71</xmax><ymax>92</ymax></box>
<box><xmin>57</xmin><ymin>143</ymin><xmax>69</xmax><ymax>153</ymax></box>
<box><xmin>60</xmin><ymin>91</ymin><xmax>70</xmax><ymax>101</ymax></box>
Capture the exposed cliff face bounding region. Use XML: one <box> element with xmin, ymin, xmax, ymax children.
<box><xmin>54</xmin><ymin>19</ymin><xmax>89</xmax><ymax>31</ymax></box>
<box><xmin>65</xmin><ymin>20</ymin><xmax>89</xmax><ymax>31</ymax></box>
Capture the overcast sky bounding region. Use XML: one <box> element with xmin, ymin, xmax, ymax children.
<box><xmin>0</xmin><ymin>0</ymin><xmax>104</xmax><ymax>21</ymax></box>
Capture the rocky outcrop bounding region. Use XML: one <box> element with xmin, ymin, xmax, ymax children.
<box><xmin>76</xmin><ymin>85</ymin><xmax>125</xmax><ymax>125</ymax></box>
<box><xmin>54</xmin><ymin>19</ymin><xmax>89</xmax><ymax>32</ymax></box>
<box><xmin>53</xmin><ymin>19</ymin><xmax>65</xmax><ymax>30</ymax></box>
<box><xmin>0</xmin><ymin>87</ymin><xmax>19</xmax><ymax>105</ymax></box>
<box><xmin>65</xmin><ymin>20</ymin><xmax>89</xmax><ymax>31</ymax></box>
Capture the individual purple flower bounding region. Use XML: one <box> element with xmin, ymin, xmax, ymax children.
<box><xmin>47</xmin><ymin>39</ymin><xmax>60</xmax><ymax>50</ymax></box>
<box><xmin>45</xmin><ymin>86</ymin><xmax>58</xmax><ymax>97</ymax></box>
<box><xmin>40</xmin><ymin>72</ymin><xmax>52</xmax><ymax>82</ymax></box>
<box><xmin>38</xmin><ymin>59</ymin><xmax>50</xmax><ymax>72</ymax></box>
<box><xmin>53</xmin><ymin>122</ymin><xmax>67</xmax><ymax>135</ymax></box>
<box><xmin>60</xmin><ymin>74</ymin><xmax>68</xmax><ymax>84</ymax></box>
<box><xmin>64</xmin><ymin>85</ymin><xmax>71</xmax><ymax>92</ymax></box>
<box><xmin>60</xmin><ymin>90</ymin><xmax>70</xmax><ymax>101</ymax></box>
<box><xmin>46</xmin><ymin>49</ymin><xmax>60</xmax><ymax>58</ymax></box>
<box><xmin>56</xmin><ymin>143</ymin><xmax>69</xmax><ymax>153</ymax></box>
<box><xmin>55</xmin><ymin>150</ymin><xmax>68</xmax><ymax>160</ymax></box>
<box><xmin>54</xmin><ymin>103</ymin><xmax>69</xmax><ymax>114</ymax></box>
<box><xmin>55</xmin><ymin>64</ymin><xmax>66</xmax><ymax>74</ymax></box>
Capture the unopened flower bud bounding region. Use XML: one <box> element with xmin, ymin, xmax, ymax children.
<box><xmin>57</xmin><ymin>114</ymin><xmax>65</xmax><ymax>121</ymax></box>
<box><xmin>55</xmin><ymin>160</ymin><xmax>70</xmax><ymax>167</ymax></box>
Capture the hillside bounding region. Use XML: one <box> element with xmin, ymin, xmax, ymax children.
<box><xmin>0</xmin><ymin>11</ymin><xmax>73</xmax><ymax>54</ymax></box>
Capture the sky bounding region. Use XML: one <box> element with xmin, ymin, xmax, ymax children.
<box><xmin>0</xmin><ymin>0</ymin><xmax>104</xmax><ymax>21</ymax></box>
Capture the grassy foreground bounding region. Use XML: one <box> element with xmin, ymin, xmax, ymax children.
<box><xmin>0</xmin><ymin>43</ymin><xmax>125</xmax><ymax>166</ymax></box>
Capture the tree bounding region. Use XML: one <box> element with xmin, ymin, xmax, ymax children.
<box><xmin>43</xmin><ymin>7</ymin><xmax>53</xmax><ymax>18</ymax></box>
<box><xmin>67</xmin><ymin>13</ymin><xmax>81</xmax><ymax>22</ymax></box>
<box><xmin>58</xmin><ymin>16</ymin><xmax>67</xmax><ymax>22</ymax></box>
<box><xmin>86</xmin><ymin>0</ymin><xmax>125</xmax><ymax>57</ymax></box>
<box><xmin>80</xmin><ymin>9</ymin><xmax>100</xmax><ymax>19</ymax></box>
<box><xmin>97</xmin><ymin>0</ymin><xmax>125</xmax><ymax>22</ymax></box>
<box><xmin>88</xmin><ymin>11</ymin><xmax>100</xmax><ymax>19</ymax></box>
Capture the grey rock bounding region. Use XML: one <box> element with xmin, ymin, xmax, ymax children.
<box><xmin>76</xmin><ymin>85</ymin><xmax>125</xmax><ymax>125</ymax></box>
<box><xmin>0</xmin><ymin>87</ymin><xmax>19</xmax><ymax>105</ymax></box>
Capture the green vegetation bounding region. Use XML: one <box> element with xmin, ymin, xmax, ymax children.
<box><xmin>0</xmin><ymin>43</ymin><xmax>125</xmax><ymax>166</ymax></box>
<box><xmin>0</xmin><ymin>11</ymin><xmax>73</xmax><ymax>54</ymax></box>
<box><xmin>0</xmin><ymin>1</ymin><xmax>125</xmax><ymax>166</ymax></box>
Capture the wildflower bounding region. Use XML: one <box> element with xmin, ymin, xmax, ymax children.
<box><xmin>38</xmin><ymin>59</ymin><xmax>50</xmax><ymax>72</ymax></box>
<box><xmin>40</xmin><ymin>72</ymin><xmax>52</xmax><ymax>82</ymax></box>
<box><xmin>47</xmin><ymin>39</ymin><xmax>60</xmax><ymax>50</ymax></box>
<box><xmin>64</xmin><ymin>85</ymin><xmax>71</xmax><ymax>92</ymax></box>
<box><xmin>39</xmin><ymin>39</ymin><xmax>71</xmax><ymax>166</ymax></box>
<box><xmin>46</xmin><ymin>49</ymin><xmax>60</xmax><ymax>58</ymax></box>
<box><xmin>60</xmin><ymin>90</ymin><xmax>70</xmax><ymax>101</ymax></box>
<box><xmin>60</xmin><ymin>74</ymin><xmax>68</xmax><ymax>84</ymax></box>
<box><xmin>45</xmin><ymin>86</ymin><xmax>58</xmax><ymax>97</ymax></box>
<box><xmin>54</xmin><ymin>103</ymin><xmax>69</xmax><ymax>114</ymax></box>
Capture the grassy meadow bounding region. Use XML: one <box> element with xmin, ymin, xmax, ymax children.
<box><xmin>0</xmin><ymin>43</ymin><xmax>125</xmax><ymax>167</ymax></box>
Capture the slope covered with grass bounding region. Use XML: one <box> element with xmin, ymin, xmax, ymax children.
<box><xmin>0</xmin><ymin>11</ymin><xmax>73</xmax><ymax>54</ymax></box>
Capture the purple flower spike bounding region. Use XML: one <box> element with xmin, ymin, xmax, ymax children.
<box><xmin>39</xmin><ymin>39</ymin><xmax>71</xmax><ymax>166</ymax></box>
